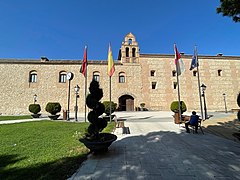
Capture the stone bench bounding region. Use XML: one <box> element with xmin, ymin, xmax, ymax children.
<box><xmin>231</xmin><ymin>109</ymin><xmax>240</xmax><ymax>112</ymax></box>
<box><xmin>115</xmin><ymin>118</ymin><xmax>126</xmax><ymax>128</ymax></box>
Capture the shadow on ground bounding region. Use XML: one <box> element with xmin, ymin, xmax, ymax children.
<box><xmin>0</xmin><ymin>154</ymin><xmax>87</xmax><ymax>180</ymax></box>
<box><xmin>203</xmin><ymin>118</ymin><xmax>240</xmax><ymax>142</ymax></box>
<box><xmin>71</xmin><ymin>128</ymin><xmax>240</xmax><ymax>180</ymax></box>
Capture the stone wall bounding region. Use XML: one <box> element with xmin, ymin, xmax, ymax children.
<box><xmin>0</xmin><ymin>60</ymin><xmax>143</xmax><ymax>114</ymax></box>
<box><xmin>0</xmin><ymin>54</ymin><xmax>240</xmax><ymax>115</ymax></box>
<box><xmin>139</xmin><ymin>54</ymin><xmax>240</xmax><ymax>112</ymax></box>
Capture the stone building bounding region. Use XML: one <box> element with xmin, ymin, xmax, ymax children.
<box><xmin>0</xmin><ymin>32</ymin><xmax>240</xmax><ymax>115</ymax></box>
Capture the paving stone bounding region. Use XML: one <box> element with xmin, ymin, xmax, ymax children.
<box><xmin>109</xmin><ymin>173</ymin><xmax>128</xmax><ymax>180</ymax></box>
<box><xmin>69</xmin><ymin>113</ymin><xmax>240</xmax><ymax>180</ymax></box>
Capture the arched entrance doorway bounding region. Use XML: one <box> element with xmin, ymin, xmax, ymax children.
<box><xmin>118</xmin><ymin>95</ymin><xmax>134</xmax><ymax>111</ymax></box>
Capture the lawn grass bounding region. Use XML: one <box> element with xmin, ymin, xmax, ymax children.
<box><xmin>0</xmin><ymin>120</ymin><xmax>115</xmax><ymax>180</ymax></box>
<box><xmin>0</xmin><ymin>115</ymin><xmax>32</xmax><ymax>121</ymax></box>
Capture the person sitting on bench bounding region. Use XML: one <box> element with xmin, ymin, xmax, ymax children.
<box><xmin>185</xmin><ymin>111</ymin><xmax>199</xmax><ymax>133</ymax></box>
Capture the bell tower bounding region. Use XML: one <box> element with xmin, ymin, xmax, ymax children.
<box><xmin>119</xmin><ymin>32</ymin><xmax>140</xmax><ymax>63</ymax></box>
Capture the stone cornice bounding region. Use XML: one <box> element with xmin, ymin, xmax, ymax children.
<box><xmin>140</xmin><ymin>53</ymin><xmax>240</xmax><ymax>60</ymax></box>
<box><xmin>0</xmin><ymin>59</ymin><xmax>123</xmax><ymax>65</ymax></box>
<box><xmin>1</xmin><ymin>53</ymin><xmax>240</xmax><ymax>65</ymax></box>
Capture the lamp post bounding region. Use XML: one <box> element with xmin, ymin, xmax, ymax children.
<box><xmin>66</xmin><ymin>72</ymin><xmax>74</xmax><ymax>121</ymax></box>
<box><xmin>33</xmin><ymin>94</ymin><xmax>37</xmax><ymax>104</ymax></box>
<box><xmin>201</xmin><ymin>84</ymin><xmax>207</xmax><ymax>120</ymax></box>
<box><xmin>74</xmin><ymin>85</ymin><xmax>80</xmax><ymax>121</ymax></box>
<box><xmin>223</xmin><ymin>93</ymin><xmax>227</xmax><ymax>113</ymax></box>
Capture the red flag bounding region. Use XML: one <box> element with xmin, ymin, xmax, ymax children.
<box><xmin>80</xmin><ymin>46</ymin><xmax>87</xmax><ymax>77</ymax></box>
<box><xmin>174</xmin><ymin>44</ymin><xmax>181</xmax><ymax>63</ymax></box>
<box><xmin>174</xmin><ymin>44</ymin><xmax>185</xmax><ymax>76</ymax></box>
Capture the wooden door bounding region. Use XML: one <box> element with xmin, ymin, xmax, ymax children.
<box><xmin>126</xmin><ymin>99</ymin><xmax>134</xmax><ymax>111</ymax></box>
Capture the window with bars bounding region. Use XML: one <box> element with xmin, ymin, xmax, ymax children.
<box><xmin>93</xmin><ymin>71</ymin><xmax>100</xmax><ymax>82</ymax></box>
<box><xmin>59</xmin><ymin>71</ymin><xmax>67</xmax><ymax>83</ymax></box>
<box><xmin>29</xmin><ymin>71</ymin><xmax>37</xmax><ymax>83</ymax></box>
<box><xmin>119</xmin><ymin>72</ymin><xmax>126</xmax><ymax>83</ymax></box>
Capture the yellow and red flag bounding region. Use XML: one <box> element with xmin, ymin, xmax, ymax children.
<box><xmin>107</xmin><ymin>43</ymin><xmax>115</xmax><ymax>77</ymax></box>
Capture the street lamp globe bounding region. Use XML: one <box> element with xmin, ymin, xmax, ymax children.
<box><xmin>33</xmin><ymin>94</ymin><xmax>37</xmax><ymax>104</ymax></box>
<box><xmin>201</xmin><ymin>84</ymin><xmax>206</xmax><ymax>92</ymax></box>
<box><xmin>74</xmin><ymin>85</ymin><xmax>80</xmax><ymax>121</ymax></box>
<box><xmin>223</xmin><ymin>93</ymin><xmax>227</xmax><ymax>113</ymax></box>
<box><xmin>201</xmin><ymin>83</ymin><xmax>207</xmax><ymax>120</ymax></box>
<box><xmin>74</xmin><ymin>85</ymin><xmax>80</xmax><ymax>93</ymax></box>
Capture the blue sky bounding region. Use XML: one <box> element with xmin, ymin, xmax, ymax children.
<box><xmin>0</xmin><ymin>0</ymin><xmax>239</xmax><ymax>60</ymax></box>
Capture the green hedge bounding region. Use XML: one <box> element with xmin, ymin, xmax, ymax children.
<box><xmin>237</xmin><ymin>93</ymin><xmax>240</xmax><ymax>121</ymax></box>
<box><xmin>237</xmin><ymin>92</ymin><xmax>240</xmax><ymax>107</ymax></box>
<box><xmin>103</xmin><ymin>101</ymin><xmax>117</xmax><ymax>116</ymax></box>
<box><xmin>29</xmin><ymin>104</ymin><xmax>41</xmax><ymax>114</ymax></box>
<box><xmin>170</xmin><ymin>101</ymin><xmax>187</xmax><ymax>114</ymax></box>
<box><xmin>45</xmin><ymin>102</ymin><xmax>61</xmax><ymax>115</ymax></box>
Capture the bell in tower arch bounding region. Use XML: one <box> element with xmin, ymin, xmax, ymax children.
<box><xmin>120</xmin><ymin>32</ymin><xmax>140</xmax><ymax>63</ymax></box>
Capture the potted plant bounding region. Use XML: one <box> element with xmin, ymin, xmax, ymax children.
<box><xmin>237</xmin><ymin>92</ymin><xmax>240</xmax><ymax>121</ymax></box>
<box><xmin>45</xmin><ymin>102</ymin><xmax>61</xmax><ymax>120</ymax></box>
<box><xmin>79</xmin><ymin>80</ymin><xmax>117</xmax><ymax>153</ymax></box>
<box><xmin>170</xmin><ymin>101</ymin><xmax>187</xmax><ymax>124</ymax></box>
<box><xmin>29</xmin><ymin>104</ymin><xmax>41</xmax><ymax>118</ymax></box>
<box><xmin>103</xmin><ymin>101</ymin><xmax>117</xmax><ymax>121</ymax></box>
<box><xmin>140</xmin><ymin>103</ymin><xmax>146</xmax><ymax>111</ymax></box>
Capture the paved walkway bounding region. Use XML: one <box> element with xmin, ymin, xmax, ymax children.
<box><xmin>69</xmin><ymin>112</ymin><xmax>240</xmax><ymax>180</ymax></box>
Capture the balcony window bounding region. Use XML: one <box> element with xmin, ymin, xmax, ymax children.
<box><xmin>59</xmin><ymin>71</ymin><xmax>67</xmax><ymax>83</ymax></box>
<box><xmin>29</xmin><ymin>71</ymin><xmax>37</xmax><ymax>83</ymax></box>
<box><xmin>93</xmin><ymin>71</ymin><xmax>100</xmax><ymax>82</ymax></box>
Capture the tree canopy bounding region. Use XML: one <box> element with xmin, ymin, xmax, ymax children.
<box><xmin>217</xmin><ymin>0</ymin><xmax>240</xmax><ymax>22</ymax></box>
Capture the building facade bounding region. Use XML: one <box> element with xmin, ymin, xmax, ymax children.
<box><xmin>0</xmin><ymin>32</ymin><xmax>240</xmax><ymax>115</ymax></box>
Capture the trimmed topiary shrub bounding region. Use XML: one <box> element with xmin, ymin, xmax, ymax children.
<box><xmin>237</xmin><ymin>92</ymin><xmax>240</xmax><ymax>107</ymax></box>
<box><xmin>103</xmin><ymin>101</ymin><xmax>117</xmax><ymax>116</ymax></box>
<box><xmin>170</xmin><ymin>101</ymin><xmax>187</xmax><ymax>114</ymax></box>
<box><xmin>85</xmin><ymin>80</ymin><xmax>107</xmax><ymax>140</ymax></box>
<box><xmin>140</xmin><ymin>103</ymin><xmax>145</xmax><ymax>108</ymax></box>
<box><xmin>139</xmin><ymin>102</ymin><xmax>147</xmax><ymax>111</ymax></box>
<box><xmin>237</xmin><ymin>92</ymin><xmax>240</xmax><ymax>121</ymax></box>
<box><xmin>79</xmin><ymin>79</ymin><xmax>117</xmax><ymax>153</ymax></box>
<box><xmin>45</xmin><ymin>102</ymin><xmax>61</xmax><ymax>115</ymax></box>
<box><xmin>29</xmin><ymin>104</ymin><xmax>41</xmax><ymax>114</ymax></box>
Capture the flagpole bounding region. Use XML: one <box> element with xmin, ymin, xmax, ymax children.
<box><xmin>84</xmin><ymin>61</ymin><xmax>87</xmax><ymax>123</ymax></box>
<box><xmin>107</xmin><ymin>43</ymin><xmax>115</xmax><ymax>122</ymax></box>
<box><xmin>84</xmin><ymin>46</ymin><xmax>87</xmax><ymax>122</ymax></box>
<box><xmin>195</xmin><ymin>47</ymin><xmax>203</xmax><ymax>120</ymax></box>
<box><xmin>80</xmin><ymin>45</ymin><xmax>88</xmax><ymax>122</ymax></box>
<box><xmin>109</xmin><ymin>76</ymin><xmax>112</xmax><ymax>122</ymax></box>
<box><xmin>197</xmin><ymin>65</ymin><xmax>203</xmax><ymax>119</ymax></box>
<box><xmin>176</xmin><ymin>65</ymin><xmax>182</xmax><ymax>122</ymax></box>
<box><xmin>174</xmin><ymin>43</ymin><xmax>182</xmax><ymax>122</ymax></box>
